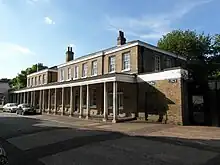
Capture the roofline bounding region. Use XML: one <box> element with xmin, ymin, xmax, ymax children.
<box><xmin>27</xmin><ymin>69</ymin><xmax>58</xmax><ymax>78</ymax></box>
<box><xmin>137</xmin><ymin>41</ymin><xmax>186</xmax><ymax>61</ymax></box>
<box><xmin>57</xmin><ymin>40</ymin><xmax>186</xmax><ymax>68</ymax></box>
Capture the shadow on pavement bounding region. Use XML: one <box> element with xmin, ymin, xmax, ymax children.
<box><xmin>0</xmin><ymin>115</ymin><xmax>219</xmax><ymax>165</ymax></box>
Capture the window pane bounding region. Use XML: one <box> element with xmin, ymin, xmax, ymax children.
<box><xmin>67</xmin><ymin>68</ymin><xmax>71</xmax><ymax>79</ymax></box>
<box><xmin>39</xmin><ymin>76</ymin><xmax>41</xmax><ymax>85</ymax></box>
<box><xmin>92</xmin><ymin>60</ymin><xmax>97</xmax><ymax>76</ymax></box>
<box><xmin>82</xmin><ymin>63</ymin><xmax>87</xmax><ymax>77</ymax></box>
<box><xmin>35</xmin><ymin>77</ymin><xmax>37</xmax><ymax>85</ymax></box>
<box><xmin>60</xmin><ymin>69</ymin><xmax>64</xmax><ymax>81</ymax></box>
<box><xmin>74</xmin><ymin>66</ymin><xmax>78</xmax><ymax>78</ymax></box>
<box><xmin>122</xmin><ymin>52</ymin><xmax>130</xmax><ymax>70</ymax></box>
<box><xmin>109</xmin><ymin>56</ymin><xmax>115</xmax><ymax>72</ymax></box>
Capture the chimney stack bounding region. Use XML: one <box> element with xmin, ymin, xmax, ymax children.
<box><xmin>117</xmin><ymin>31</ymin><xmax>126</xmax><ymax>46</ymax></box>
<box><xmin>66</xmin><ymin>46</ymin><xmax>74</xmax><ymax>62</ymax></box>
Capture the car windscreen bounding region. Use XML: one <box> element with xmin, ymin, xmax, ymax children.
<box><xmin>22</xmin><ymin>104</ymin><xmax>30</xmax><ymax>108</ymax></box>
<box><xmin>10</xmin><ymin>103</ymin><xmax>17</xmax><ymax>107</ymax></box>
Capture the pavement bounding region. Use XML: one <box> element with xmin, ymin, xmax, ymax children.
<box><xmin>0</xmin><ymin>113</ymin><xmax>220</xmax><ymax>165</ymax></box>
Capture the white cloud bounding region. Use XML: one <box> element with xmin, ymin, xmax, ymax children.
<box><xmin>106</xmin><ymin>0</ymin><xmax>213</xmax><ymax>41</ymax></box>
<box><xmin>0</xmin><ymin>42</ymin><xmax>35</xmax><ymax>56</ymax></box>
<box><xmin>44</xmin><ymin>16</ymin><xmax>55</xmax><ymax>25</ymax></box>
<box><xmin>0</xmin><ymin>42</ymin><xmax>36</xmax><ymax>78</ymax></box>
<box><xmin>26</xmin><ymin>0</ymin><xmax>50</xmax><ymax>5</ymax></box>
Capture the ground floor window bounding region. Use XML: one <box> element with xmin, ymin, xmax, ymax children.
<box><xmin>83</xmin><ymin>88</ymin><xmax>97</xmax><ymax>108</ymax></box>
<box><xmin>90</xmin><ymin>88</ymin><xmax>97</xmax><ymax>108</ymax></box>
<box><xmin>108</xmin><ymin>92</ymin><xmax>123</xmax><ymax>110</ymax></box>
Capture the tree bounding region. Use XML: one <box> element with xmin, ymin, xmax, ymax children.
<box><xmin>10</xmin><ymin>63</ymin><xmax>48</xmax><ymax>89</ymax></box>
<box><xmin>157</xmin><ymin>30</ymin><xmax>220</xmax><ymax>81</ymax></box>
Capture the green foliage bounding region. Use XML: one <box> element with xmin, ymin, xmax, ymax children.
<box><xmin>157</xmin><ymin>30</ymin><xmax>220</xmax><ymax>80</ymax></box>
<box><xmin>10</xmin><ymin>63</ymin><xmax>48</xmax><ymax>89</ymax></box>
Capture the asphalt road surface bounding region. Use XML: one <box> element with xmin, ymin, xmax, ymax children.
<box><xmin>0</xmin><ymin>112</ymin><xmax>219</xmax><ymax>165</ymax></box>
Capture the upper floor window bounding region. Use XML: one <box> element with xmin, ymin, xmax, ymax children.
<box><xmin>38</xmin><ymin>75</ymin><xmax>41</xmax><ymax>85</ymax></box>
<box><xmin>43</xmin><ymin>74</ymin><xmax>46</xmax><ymax>84</ymax></box>
<box><xmin>67</xmin><ymin>68</ymin><xmax>71</xmax><ymax>80</ymax></box>
<box><xmin>82</xmin><ymin>63</ymin><xmax>88</xmax><ymax>77</ymax></box>
<box><xmin>27</xmin><ymin>78</ymin><xmax>30</xmax><ymax>87</ymax></box>
<box><xmin>166</xmin><ymin>58</ymin><xmax>172</xmax><ymax>68</ymax></box>
<box><xmin>31</xmin><ymin>77</ymin><xmax>34</xmax><ymax>86</ymax></box>
<box><xmin>122</xmin><ymin>52</ymin><xmax>130</xmax><ymax>71</ymax></box>
<box><xmin>91</xmin><ymin>60</ymin><xmax>97</xmax><ymax>76</ymax></box>
<box><xmin>34</xmin><ymin>77</ymin><xmax>37</xmax><ymax>86</ymax></box>
<box><xmin>155</xmin><ymin>55</ymin><xmax>161</xmax><ymax>71</ymax></box>
<box><xmin>60</xmin><ymin>69</ymin><xmax>64</xmax><ymax>81</ymax></box>
<box><xmin>109</xmin><ymin>56</ymin><xmax>115</xmax><ymax>73</ymax></box>
<box><xmin>74</xmin><ymin>66</ymin><xmax>79</xmax><ymax>79</ymax></box>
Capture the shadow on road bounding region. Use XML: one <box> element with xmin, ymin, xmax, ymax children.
<box><xmin>0</xmin><ymin>115</ymin><xmax>219</xmax><ymax>165</ymax></box>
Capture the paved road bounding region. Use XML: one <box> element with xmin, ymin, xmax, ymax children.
<box><xmin>0</xmin><ymin>113</ymin><xmax>219</xmax><ymax>165</ymax></box>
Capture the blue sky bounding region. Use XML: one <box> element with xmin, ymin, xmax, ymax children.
<box><xmin>0</xmin><ymin>0</ymin><xmax>218</xmax><ymax>78</ymax></box>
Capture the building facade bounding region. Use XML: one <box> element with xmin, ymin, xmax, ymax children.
<box><xmin>0</xmin><ymin>79</ymin><xmax>10</xmax><ymax>105</ymax></box>
<box><xmin>9</xmin><ymin>31</ymin><xmax>189</xmax><ymax>125</ymax></box>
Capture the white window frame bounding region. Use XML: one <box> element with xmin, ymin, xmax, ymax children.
<box><xmin>38</xmin><ymin>75</ymin><xmax>41</xmax><ymax>85</ymax></box>
<box><xmin>109</xmin><ymin>56</ymin><xmax>115</xmax><ymax>73</ymax></box>
<box><xmin>122</xmin><ymin>52</ymin><xmax>130</xmax><ymax>71</ymax></box>
<box><xmin>155</xmin><ymin>55</ymin><xmax>161</xmax><ymax>72</ymax></box>
<box><xmin>28</xmin><ymin>78</ymin><xmax>30</xmax><ymax>87</ymax></box>
<box><xmin>34</xmin><ymin>77</ymin><xmax>37</xmax><ymax>86</ymax></box>
<box><xmin>31</xmin><ymin>78</ymin><xmax>33</xmax><ymax>86</ymax></box>
<box><xmin>60</xmin><ymin>69</ymin><xmax>64</xmax><ymax>81</ymax></box>
<box><xmin>74</xmin><ymin>66</ymin><xmax>79</xmax><ymax>79</ymax></box>
<box><xmin>82</xmin><ymin>63</ymin><xmax>88</xmax><ymax>78</ymax></box>
<box><xmin>67</xmin><ymin>67</ymin><xmax>71</xmax><ymax>80</ymax></box>
<box><xmin>43</xmin><ymin>74</ymin><xmax>46</xmax><ymax>84</ymax></box>
<box><xmin>91</xmin><ymin>60</ymin><xmax>98</xmax><ymax>76</ymax></box>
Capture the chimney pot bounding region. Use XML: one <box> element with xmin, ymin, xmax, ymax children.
<box><xmin>117</xmin><ymin>30</ymin><xmax>126</xmax><ymax>46</ymax></box>
<box><xmin>66</xmin><ymin>46</ymin><xmax>74</xmax><ymax>62</ymax></box>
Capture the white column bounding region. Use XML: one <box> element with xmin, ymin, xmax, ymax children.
<box><xmin>79</xmin><ymin>86</ymin><xmax>83</xmax><ymax>118</ymax></box>
<box><xmin>69</xmin><ymin>87</ymin><xmax>73</xmax><ymax>116</ymax></box>
<box><xmin>112</xmin><ymin>81</ymin><xmax>118</xmax><ymax>123</ymax></box>
<box><xmin>61</xmin><ymin>87</ymin><xmax>64</xmax><ymax>115</ymax></box>
<box><xmin>42</xmin><ymin>90</ymin><xmax>45</xmax><ymax>112</ymax></box>
<box><xmin>86</xmin><ymin>85</ymin><xmax>90</xmax><ymax>119</ymax></box>
<box><xmin>54</xmin><ymin>88</ymin><xmax>57</xmax><ymax>114</ymax></box>
<box><xmin>103</xmin><ymin>82</ymin><xmax>108</xmax><ymax>121</ymax></box>
<box><xmin>48</xmin><ymin>89</ymin><xmax>51</xmax><ymax>114</ymax></box>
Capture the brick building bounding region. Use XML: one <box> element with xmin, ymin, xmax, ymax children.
<box><xmin>9</xmin><ymin>31</ymin><xmax>189</xmax><ymax>125</ymax></box>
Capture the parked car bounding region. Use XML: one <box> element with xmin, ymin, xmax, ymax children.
<box><xmin>16</xmin><ymin>104</ymin><xmax>36</xmax><ymax>115</ymax></box>
<box><xmin>2</xmin><ymin>103</ymin><xmax>18</xmax><ymax>113</ymax></box>
<box><xmin>0</xmin><ymin>145</ymin><xmax>8</xmax><ymax>165</ymax></box>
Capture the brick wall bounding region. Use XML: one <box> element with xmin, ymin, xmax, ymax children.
<box><xmin>104</xmin><ymin>46</ymin><xmax>138</xmax><ymax>74</ymax></box>
<box><xmin>138</xmin><ymin>78</ymin><xmax>185</xmax><ymax>125</ymax></box>
<box><xmin>138</xmin><ymin>46</ymin><xmax>187</xmax><ymax>74</ymax></box>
